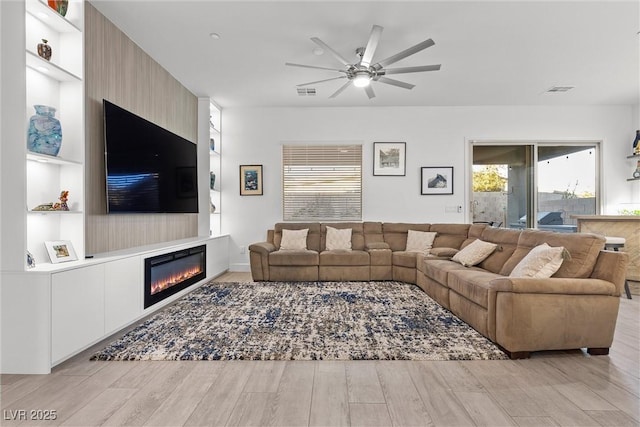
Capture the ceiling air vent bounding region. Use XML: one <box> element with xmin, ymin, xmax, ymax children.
<box><xmin>297</xmin><ymin>88</ymin><xmax>316</xmax><ymax>96</ymax></box>
<box><xmin>546</xmin><ymin>86</ymin><xmax>575</xmax><ymax>93</ymax></box>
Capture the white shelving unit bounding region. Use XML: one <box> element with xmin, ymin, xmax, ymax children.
<box><xmin>627</xmin><ymin>154</ymin><xmax>640</xmax><ymax>182</ymax></box>
<box><xmin>24</xmin><ymin>0</ymin><xmax>85</xmax><ymax>267</ymax></box>
<box><xmin>209</xmin><ymin>101</ymin><xmax>222</xmax><ymax>236</ymax></box>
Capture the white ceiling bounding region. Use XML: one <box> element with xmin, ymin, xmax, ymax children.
<box><xmin>90</xmin><ymin>1</ymin><xmax>639</xmax><ymax>109</ymax></box>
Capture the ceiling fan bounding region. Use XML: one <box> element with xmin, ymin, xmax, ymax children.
<box><xmin>285</xmin><ymin>25</ymin><xmax>441</xmax><ymax>99</ymax></box>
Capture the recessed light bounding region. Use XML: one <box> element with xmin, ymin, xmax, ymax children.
<box><xmin>209</xmin><ymin>32</ymin><xmax>221</xmax><ymax>40</ymax></box>
<box><xmin>312</xmin><ymin>47</ymin><xmax>324</xmax><ymax>56</ymax></box>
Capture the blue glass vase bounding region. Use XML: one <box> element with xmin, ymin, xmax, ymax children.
<box><xmin>27</xmin><ymin>105</ymin><xmax>62</xmax><ymax>156</ymax></box>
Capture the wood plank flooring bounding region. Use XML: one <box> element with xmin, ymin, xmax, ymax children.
<box><xmin>2</xmin><ymin>272</ymin><xmax>638</xmax><ymax>427</ymax></box>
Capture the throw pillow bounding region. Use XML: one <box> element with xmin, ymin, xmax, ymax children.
<box><xmin>405</xmin><ymin>230</ymin><xmax>437</xmax><ymax>254</ymax></box>
<box><xmin>279</xmin><ymin>228</ymin><xmax>308</xmax><ymax>251</ymax></box>
<box><xmin>509</xmin><ymin>243</ymin><xmax>565</xmax><ymax>278</ymax></box>
<box><xmin>429</xmin><ymin>247</ymin><xmax>459</xmax><ymax>258</ymax></box>
<box><xmin>325</xmin><ymin>226</ymin><xmax>352</xmax><ymax>251</ymax></box>
<box><xmin>451</xmin><ymin>239</ymin><xmax>497</xmax><ymax>267</ymax></box>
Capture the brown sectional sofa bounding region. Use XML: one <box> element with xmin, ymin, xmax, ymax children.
<box><xmin>249</xmin><ymin>222</ymin><xmax>629</xmax><ymax>359</ymax></box>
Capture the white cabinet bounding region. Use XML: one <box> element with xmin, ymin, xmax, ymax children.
<box><xmin>105</xmin><ymin>256</ymin><xmax>142</xmax><ymax>334</ymax></box>
<box><xmin>1</xmin><ymin>235</ymin><xmax>229</xmax><ymax>374</ymax></box>
<box><xmin>51</xmin><ymin>264</ymin><xmax>105</xmax><ymax>363</ymax></box>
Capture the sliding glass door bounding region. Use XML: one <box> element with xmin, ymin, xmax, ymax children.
<box><xmin>471</xmin><ymin>142</ymin><xmax>598</xmax><ymax>231</ymax></box>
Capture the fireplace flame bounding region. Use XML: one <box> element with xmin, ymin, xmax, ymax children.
<box><xmin>151</xmin><ymin>266</ymin><xmax>203</xmax><ymax>295</ymax></box>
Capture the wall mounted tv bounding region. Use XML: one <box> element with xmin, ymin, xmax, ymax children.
<box><xmin>103</xmin><ymin>99</ymin><xmax>198</xmax><ymax>214</ymax></box>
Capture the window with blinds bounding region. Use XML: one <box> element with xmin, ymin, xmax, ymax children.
<box><xmin>282</xmin><ymin>144</ymin><xmax>362</xmax><ymax>221</ymax></box>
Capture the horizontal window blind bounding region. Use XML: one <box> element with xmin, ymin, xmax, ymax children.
<box><xmin>283</xmin><ymin>144</ymin><xmax>362</xmax><ymax>221</ymax></box>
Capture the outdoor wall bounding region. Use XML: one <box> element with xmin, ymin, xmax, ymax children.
<box><xmin>222</xmin><ymin>105</ymin><xmax>634</xmax><ymax>271</ymax></box>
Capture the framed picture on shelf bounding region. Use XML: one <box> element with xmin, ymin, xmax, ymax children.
<box><xmin>44</xmin><ymin>240</ymin><xmax>78</xmax><ymax>264</ymax></box>
<box><xmin>421</xmin><ymin>166</ymin><xmax>454</xmax><ymax>195</ymax></box>
<box><xmin>240</xmin><ymin>164</ymin><xmax>263</xmax><ymax>196</ymax></box>
<box><xmin>373</xmin><ymin>142</ymin><xmax>406</xmax><ymax>176</ymax></box>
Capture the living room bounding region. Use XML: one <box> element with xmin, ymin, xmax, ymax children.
<box><xmin>1</xmin><ymin>1</ymin><xmax>639</xmax><ymax>426</ymax></box>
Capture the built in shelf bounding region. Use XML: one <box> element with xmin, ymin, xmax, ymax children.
<box><xmin>627</xmin><ymin>154</ymin><xmax>640</xmax><ymax>159</ymax></box>
<box><xmin>27</xmin><ymin>152</ymin><xmax>82</xmax><ymax>165</ymax></box>
<box><xmin>209</xmin><ymin>150</ymin><xmax>220</xmax><ymax>156</ymax></box>
<box><xmin>25</xmin><ymin>0</ymin><xmax>81</xmax><ymax>33</ymax></box>
<box><xmin>627</xmin><ymin>177</ymin><xmax>640</xmax><ymax>182</ymax></box>
<box><xmin>26</xmin><ymin>50</ymin><xmax>82</xmax><ymax>82</ymax></box>
<box><xmin>27</xmin><ymin>210</ymin><xmax>83</xmax><ymax>215</ymax></box>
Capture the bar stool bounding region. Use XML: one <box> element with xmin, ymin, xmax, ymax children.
<box><xmin>604</xmin><ymin>237</ymin><xmax>632</xmax><ymax>299</ymax></box>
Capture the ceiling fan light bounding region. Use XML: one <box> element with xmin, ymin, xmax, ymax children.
<box><xmin>353</xmin><ymin>73</ymin><xmax>371</xmax><ymax>88</ymax></box>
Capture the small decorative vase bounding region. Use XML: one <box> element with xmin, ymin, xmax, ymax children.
<box><xmin>37</xmin><ymin>39</ymin><xmax>52</xmax><ymax>61</ymax></box>
<box><xmin>210</xmin><ymin>137</ymin><xmax>215</xmax><ymax>152</ymax></box>
<box><xmin>210</xmin><ymin>198</ymin><xmax>216</xmax><ymax>214</ymax></box>
<box><xmin>47</xmin><ymin>0</ymin><xmax>68</xmax><ymax>16</ymax></box>
<box><xmin>27</xmin><ymin>105</ymin><xmax>62</xmax><ymax>156</ymax></box>
<box><xmin>210</xmin><ymin>172</ymin><xmax>216</xmax><ymax>190</ymax></box>
<box><xmin>633</xmin><ymin>160</ymin><xmax>640</xmax><ymax>179</ymax></box>
<box><xmin>634</xmin><ymin>130</ymin><xmax>640</xmax><ymax>155</ymax></box>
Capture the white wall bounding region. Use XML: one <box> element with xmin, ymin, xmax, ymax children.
<box><xmin>222</xmin><ymin>105</ymin><xmax>634</xmax><ymax>271</ymax></box>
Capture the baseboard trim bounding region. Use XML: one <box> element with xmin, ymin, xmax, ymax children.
<box><xmin>230</xmin><ymin>263</ymin><xmax>251</xmax><ymax>272</ymax></box>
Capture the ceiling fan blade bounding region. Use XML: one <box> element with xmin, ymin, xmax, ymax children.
<box><xmin>364</xmin><ymin>84</ymin><xmax>376</xmax><ymax>99</ymax></box>
<box><xmin>310</xmin><ymin>37</ymin><xmax>350</xmax><ymax>66</ymax></box>
<box><xmin>374</xmin><ymin>38</ymin><xmax>435</xmax><ymax>69</ymax></box>
<box><xmin>285</xmin><ymin>62</ymin><xmax>346</xmax><ymax>73</ymax></box>
<box><xmin>329</xmin><ymin>81</ymin><xmax>352</xmax><ymax>98</ymax></box>
<box><xmin>359</xmin><ymin>25</ymin><xmax>383</xmax><ymax>68</ymax></box>
<box><xmin>297</xmin><ymin>76</ymin><xmax>347</xmax><ymax>87</ymax></box>
<box><xmin>376</xmin><ymin>76</ymin><xmax>415</xmax><ymax>90</ymax></box>
<box><xmin>383</xmin><ymin>64</ymin><xmax>441</xmax><ymax>74</ymax></box>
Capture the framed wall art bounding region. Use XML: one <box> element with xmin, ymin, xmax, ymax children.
<box><xmin>421</xmin><ymin>166</ymin><xmax>454</xmax><ymax>195</ymax></box>
<box><xmin>240</xmin><ymin>164</ymin><xmax>263</xmax><ymax>196</ymax></box>
<box><xmin>373</xmin><ymin>142</ymin><xmax>406</xmax><ymax>176</ymax></box>
<box><xmin>44</xmin><ymin>240</ymin><xmax>78</xmax><ymax>264</ymax></box>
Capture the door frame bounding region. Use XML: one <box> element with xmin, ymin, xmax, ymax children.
<box><xmin>465</xmin><ymin>139</ymin><xmax>602</xmax><ymax>226</ymax></box>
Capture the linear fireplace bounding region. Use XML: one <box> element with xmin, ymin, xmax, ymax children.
<box><xmin>144</xmin><ymin>245</ymin><xmax>206</xmax><ymax>309</ymax></box>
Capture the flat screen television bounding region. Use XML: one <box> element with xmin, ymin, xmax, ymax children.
<box><xmin>103</xmin><ymin>99</ymin><xmax>198</xmax><ymax>213</ymax></box>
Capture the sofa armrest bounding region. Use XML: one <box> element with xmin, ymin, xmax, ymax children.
<box><xmin>249</xmin><ymin>242</ymin><xmax>277</xmax><ymax>255</ymax></box>
<box><xmin>490</xmin><ymin>277</ymin><xmax>617</xmax><ymax>296</ymax></box>
<box><xmin>249</xmin><ymin>242</ymin><xmax>277</xmax><ymax>281</ymax></box>
<box><xmin>366</xmin><ymin>242</ymin><xmax>390</xmax><ymax>250</ymax></box>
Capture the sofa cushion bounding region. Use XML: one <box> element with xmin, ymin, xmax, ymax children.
<box><xmin>509</xmin><ymin>243</ymin><xmax>565</xmax><ymax>279</ymax></box>
<box><xmin>447</xmin><ymin>269</ymin><xmax>504</xmax><ymax>309</ymax></box>
<box><xmin>274</xmin><ymin>223</ymin><xmax>321</xmax><ymax>252</ymax></box>
<box><xmin>320</xmin><ymin>250</ymin><xmax>369</xmax><ymax>266</ymax></box>
<box><xmin>421</xmin><ymin>259</ymin><xmax>469</xmax><ymax>285</ymax></box>
<box><xmin>477</xmin><ymin>227</ymin><xmax>521</xmax><ymax>274</ymax></box>
<box><xmin>325</xmin><ymin>226</ymin><xmax>352</xmax><ymax>251</ymax></box>
<box><xmin>363</xmin><ymin>221</ymin><xmax>385</xmax><ymax>247</ymax></box>
<box><xmin>321</xmin><ymin>223</ymin><xmax>365</xmax><ymax>251</ymax></box>
<box><xmin>500</xmin><ymin>230</ymin><xmax>605</xmax><ymax>278</ymax></box>
<box><xmin>429</xmin><ymin>247</ymin><xmax>459</xmax><ymax>258</ymax></box>
<box><xmin>382</xmin><ymin>223</ymin><xmax>431</xmax><ymax>251</ymax></box>
<box><xmin>406</xmin><ymin>230</ymin><xmax>437</xmax><ymax>254</ymax></box>
<box><xmin>393</xmin><ymin>251</ymin><xmax>421</xmax><ymax>268</ymax></box>
<box><xmin>269</xmin><ymin>250</ymin><xmax>319</xmax><ymax>266</ymax></box>
<box><xmin>280</xmin><ymin>228</ymin><xmax>309</xmax><ymax>251</ymax></box>
<box><xmin>451</xmin><ymin>239</ymin><xmax>497</xmax><ymax>267</ymax></box>
<box><xmin>430</xmin><ymin>223</ymin><xmax>471</xmax><ymax>249</ymax></box>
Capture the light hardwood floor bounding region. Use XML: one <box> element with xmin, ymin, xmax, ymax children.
<box><xmin>2</xmin><ymin>272</ymin><xmax>638</xmax><ymax>427</ymax></box>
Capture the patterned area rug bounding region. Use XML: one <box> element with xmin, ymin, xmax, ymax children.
<box><xmin>91</xmin><ymin>281</ymin><xmax>508</xmax><ymax>361</ymax></box>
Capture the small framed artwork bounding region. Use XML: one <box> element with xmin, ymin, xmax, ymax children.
<box><xmin>240</xmin><ymin>164</ymin><xmax>263</xmax><ymax>196</ymax></box>
<box><xmin>373</xmin><ymin>142</ymin><xmax>406</xmax><ymax>176</ymax></box>
<box><xmin>44</xmin><ymin>240</ymin><xmax>78</xmax><ymax>264</ymax></box>
<box><xmin>421</xmin><ymin>167</ymin><xmax>454</xmax><ymax>195</ymax></box>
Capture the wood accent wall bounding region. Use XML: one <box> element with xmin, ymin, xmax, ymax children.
<box><xmin>85</xmin><ymin>3</ymin><xmax>198</xmax><ymax>255</ymax></box>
